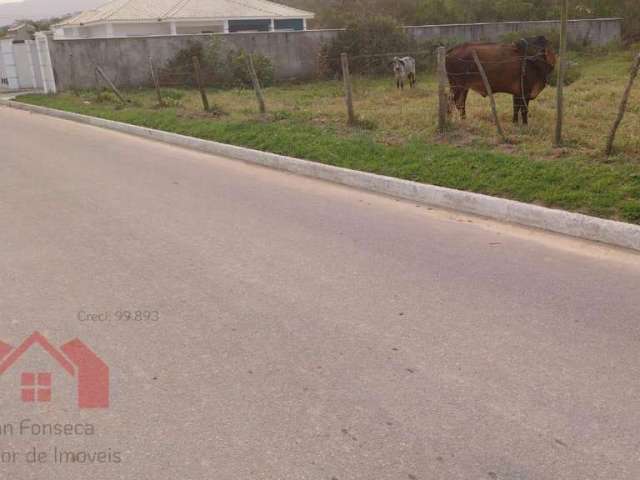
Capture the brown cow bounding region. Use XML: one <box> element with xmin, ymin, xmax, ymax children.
<box><xmin>446</xmin><ymin>36</ymin><xmax>557</xmax><ymax>124</ymax></box>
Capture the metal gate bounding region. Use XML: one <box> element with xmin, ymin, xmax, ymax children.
<box><xmin>0</xmin><ymin>39</ymin><xmax>19</xmax><ymax>90</ymax></box>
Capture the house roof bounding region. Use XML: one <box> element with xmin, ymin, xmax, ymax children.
<box><xmin>7</xmin><ymin>23</ymin><xmax>31</xmax><ymax>32</ymax></box>
<box><xmin>57</xmin><ymin>0</ymin><xmax>314</xmax><ymax>26</ymax></box>
<box><xmin>0</xmin><ymin>332</ymin><xmax>75</xmax><ymax>376</ymax></box>
<box><xmin>0</xmin><ymin>340</ymin><xmax>11</xmax><ymax>362</ymax></box>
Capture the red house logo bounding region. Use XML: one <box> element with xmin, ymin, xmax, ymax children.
<box><xmin>0</xmin><ymin>332</ymin><xmax>109</xmax><ymax>409</ymax></box>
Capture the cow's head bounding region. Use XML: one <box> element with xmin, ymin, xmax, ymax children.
<box><xmin>391</xmin><ymin>57</ymin><xmax>405</xmax><ymax>74</ymax></box>
<box><xmin>523</xmin><ymin>36</ymin><xmax>556</xmax><ymax>78</ymax></box>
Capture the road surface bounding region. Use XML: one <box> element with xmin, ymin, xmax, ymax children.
<box><xmin>1</xmin><ymin>106</ymin><xmax>640</xmax><ymax>480</ymax></box>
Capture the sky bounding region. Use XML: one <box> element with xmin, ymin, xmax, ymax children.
<box><xmin>0</xmin><ymin>0</ymin><xmax>105</xmax><ymax>26</ymax></box>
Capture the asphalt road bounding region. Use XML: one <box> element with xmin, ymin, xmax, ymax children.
<box><xmin>1</xmin><ymin>106</ymin><xmax>640</xmax><ymax>480</ymax></box>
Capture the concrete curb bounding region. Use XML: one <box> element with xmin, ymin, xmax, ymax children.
<box><xmin>3</xmin><ymin>98</ymin><xmax>640</xmax><ymax>252</ymax></box>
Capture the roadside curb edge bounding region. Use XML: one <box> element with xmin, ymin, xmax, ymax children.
<box><xmin>3</xmin><ymin>98</ymin><xmax>639</xmax><ymax>252</ymax></box>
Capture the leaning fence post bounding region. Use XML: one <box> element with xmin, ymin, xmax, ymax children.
<box><xmin>69</xmin><ymin>53</ymin><xmax>78</xmax><ymax>95</ymax></box>
<box><xmin>554</xmin><ymin>0</ymin><xmax>569</xmax><ymax>147</ymax></box>
<box><xmin>192</xmin><ymin>56</ymin><xmax>210</xmax><ymax>112</ymax></box>
<box><xmin>95</xmin><ymin>66</ymin><xmax>126</xmax><ymax>104</ymax></box>
<box><xmin>246</xmin><ymin>53</ymin><xmax>267</xmax><ymax>114</ymax></box>
<box><xmin>605</xmin><ymin>53</ymin><xmax>640</xmax><ymax>156</ymax></box>
<box><xmin>149</xmin><ymin>56</ymin><xmax>163</xmax><ymax>106</ymax></box>
<box><xmin>340</xmin><ymin>52</ymin><xmax>356</xmax><ymax>125</ymax></box>
<box><xmin>437</xmin><ymin>46</ymin><xmax>448</xmax><ymax>133</ymax></box>
<box><xmin>472</xmin><ymin>50</ymin><xmax>506</xmax><ymax>143</ymax></box>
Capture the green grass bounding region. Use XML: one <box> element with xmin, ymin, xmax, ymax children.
<box><xmin>17</xmin><ymin>48</ymin><xmax>640</xmax><ymax>224</ymax></box>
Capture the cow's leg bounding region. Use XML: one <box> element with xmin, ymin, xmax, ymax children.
<box><xmin>513</xmin><ymin>96</ymin><xmax>521</xmax><ymax>124</ymax></box>
<box><xmin>458</xmin><ymin>89</ymin><xmax>469</xmax><ymax>119</ymax></box>
<box><xmin>449</xmin><ymin>86</ymin><xmax>467</xmax><ymax>118</ymax></box>
<box><xmin>521</xmin><ymin>98</ymin><xmax>530</xmax><ymax>125</ymax></box>
<box><xmin>448</xmin><ymin>89</ymin><xmax>456</xmax><ymax>115</ymax></box>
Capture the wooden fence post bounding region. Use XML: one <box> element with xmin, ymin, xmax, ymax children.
<box><xmin>149</xmin><ymin>56</ymin><xmax>163</xmax><ymax>106</ymax></box>
<box><xmin>69</xmin><ymin>53</ymin><xmax>78</xmax><ymax>95</ymax></box>
<box><xmin>341</xmin><ymin>52</ymin><xmax>356</xmax><ymax>125</ymax></box>
<box><xmin>192</xmin><ymin>56</ymin><xmax>210</xmax><ymax>112</ymax></box>
<box><xmin>606</xmin><ymin>53</ymin><xmax>640</xmax><ymax>156</ymax></box>
<box><xmin>554</xmin><ymin>0</ymin><xmax>569</xmax><ymax>147</ymax></box>
<box><xmin>437</xmin><ymin>46</ymin><xmax>448</xmax><ymax>133</ymax></box>
<box><xmin>472</xmin><ymin>50</ymin><xmax>506</xmax><ymax>143</ymax></box>
<box><xmin>246</xmin><ymin>53</ymin><xmax>266</xmax><ymax>114</ymax></box>
<box><xmin>95</xmin><ymin>66</ymin><xmax>126</xmax><ymax>104</ymax></box>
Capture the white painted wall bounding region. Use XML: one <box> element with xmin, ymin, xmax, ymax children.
<box><xmin>87</xmin><ymin>24</ymin><xmax>109</xmax><ymax>37</ymax></box>
<box><xmin>0</xmin><ymin>40</ymin><xmax>19</xmax><ymax>90</ymax></box>
<box><xmin>0</xmin><ymin>40</ymin><xmax>44</xmax><ymax>91</ymax></box>
<box><xmin>0</xmin><ymin>44</ymin><xmax>8</xmax><ymax>90</ymax></box>
<box><xmin>35</xmin><ymin>34</ymin><xmax>56</xmax><ymax>93</ymax></box>
<box><xmin>13</xmin><ymin>43</ymin><xmax>35</xmax><ymax>89</ymax></box>
<box><xmin>27</xmin><ymin>40</ymin><xmax>43</xmax><ymax>90</ymax></box>
<box><xmin>112</xmin><ymin>23</ymin><xmax>171</xmax><ymax>37</ymax></box>
<box><xmin>175</xmin><ymin>21</ymin><xmax>225</xmax><ymax>34</ymax></box>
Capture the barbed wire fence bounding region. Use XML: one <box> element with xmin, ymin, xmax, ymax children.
<box><xmin>87</xmin><ymin>42</ymin><xmax>640</xmax><ymax>156</ymax></box>
<box><xmin>331</xmin><ymin>45</ymin><xmax>640</xmax><ymax>152</ymax></box>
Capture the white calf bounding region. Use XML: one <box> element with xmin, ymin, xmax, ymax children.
<box><xmin>391</xmin><ymin>56</ymin><xmax>416</xmax><ymax>89</ymax></box>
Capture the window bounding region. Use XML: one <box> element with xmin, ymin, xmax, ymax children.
<box><xmin>228</xmin><ymin>19</ymin><xmax>271</xmax><ymax>33</ymax></box>
<box><xmin>21</xmin><ymin>372</ymin><xmax>52</xmax><ymax>402</ymax></box>
<box><xmin>274</xmin><ymin>19</ymin><xmax>304</xmax><ymax>31</ymax></box>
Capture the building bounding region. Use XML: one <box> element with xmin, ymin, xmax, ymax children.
<box><xmin>4</xmin><ymin>23</ymin><xmax>36</xmax><ymax>41</ymax></box>
<box><xmin>0</xmin><ymin>332</ymin><xmax>109</xmax><ymax>409</ymax></box>
<box><xmin>53</xmin><ymin>0</ymin><xmax>315</xmax><ymax>39</ymax></box>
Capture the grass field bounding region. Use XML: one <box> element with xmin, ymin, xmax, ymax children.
<box><xmin>17</xmin><ymin>47</ymin><xmax>640</xmax><ymax>224</ymax></box>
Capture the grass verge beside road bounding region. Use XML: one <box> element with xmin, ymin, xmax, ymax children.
<box><xmin>16</xmin><ymin>49</ymin><xmax>640</xmax><ymax>224</ymax></box>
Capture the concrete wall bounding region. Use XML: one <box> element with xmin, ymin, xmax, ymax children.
<box><xmin>0</xmin><ymin>41</ymin><xmax>9</xmax><ymax>89</ymax></box>
<box><xmin>0</xmin><ymin>39</ymin><xmax>44</xmax><ymax>91</ymax></box>
<box><xmin>48</xmin><ymin>29</ymin><xmax>339</xmax><ymax>90</ymax></box>
<box><xmin>13</xmin><ymin>43</ymin><xmax>35</xmax><ymax>89</ymax></box>
<box><xmin>406</xmin><ymin>18</ymin><xmax>622</xmax><ymax>45</ymax></box>
<box><xmin>47</xmin><ymin>18</ymin><xmax>622</xmax><ymax>91</ymax></box>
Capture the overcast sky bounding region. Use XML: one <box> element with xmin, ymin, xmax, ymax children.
<box><xmin>0</xmin><ymin>0</ymin><xmax>106</xmax><ymax>26</ymax></box>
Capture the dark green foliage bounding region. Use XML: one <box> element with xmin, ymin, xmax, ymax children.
<box><xmin>280</xmin><ymin>0</ymin><xmax>640</xmax><ymax>39</ymax></box>
<box><xmin>321</xmin><ymin>16</ymin><xmax>413</xmax><ymax>75</ymax></box>
<box><xmin>160</xmin><ymin>39</ymin><xmax>274</xmax><ymax>88</ymax></box>
<box><xmin>319</xmin><ymin>16</ymin><xmax>460</xmax><ymax>77</ymax></box>
<box><xmin>223</xmin><ymin>49</ymin><xmax>275</xmax><ymax>88</ymax></box>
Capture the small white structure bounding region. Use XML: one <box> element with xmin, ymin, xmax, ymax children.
<box><xmin>53</xmin><ymin>0</ymin><xmax>314</xmax><ymax>39</ymax></box>
<box><xmin>5</xmin><ymin>23</ymin><xmax>36</xmax><ymax>41</ymax></box>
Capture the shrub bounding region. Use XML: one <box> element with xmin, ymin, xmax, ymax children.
<box><xmin>548</xmin><ymin>62</ymin><xmax>583</xmax><ymax>87</ymax></box>
<box><xmin>161</xmin><ymin>89</ymin><xmax>186</xmax><ymax>100</ymax></box>
<box><xmin>95</xmin><ymin>90</ymin><xmax>118</xmax><ymax>104</ymax></box>
<box><xmin>320</xmin><ymin>16</ymin><xmax>413</xmax><ymax>75</ymax></box>
<box><xmin>224</xmin><ymin>49</ymin><xmax>275</xmax><ymax>88</ymax></box>
<box><xmin>498</xmin><ymin>28</ymin><xmax>609</xmax><ymax>53</ymax></box>
<box><xmin>160</xmin><ymin>39</ymin><xmax>274</xmax><ymax>89</ymax></box>
<box><xmin>160</xmin><ymin>42</ymin><xmax>214</xmax><ymax>87</ymax></box>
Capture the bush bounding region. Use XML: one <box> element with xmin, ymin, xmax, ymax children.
<box><xmin>161</xmin><ymin>89</ymin><xmax>186</xmax><ymax>100</ymax></box>
<box><xmin>95</xmin><ymin>90</ymin><xmax>118</xmax><ymax>104</ymax></box>
<box><xmin>224</xmin><ymin>49</ymin><xmax>275</xmax><ymax>88</ymax></box>
<box><xmin>499</xmin><ymin>29</ymin><xmax>586</xmax><ymax>52</ymax></box>
<box><xmin>160</xmin><ymin>42</ymin><xmax>214</xmax><ymax>87</ymax></box>
<box><xmin>161</xmin><ymin>39</ymin><xmax>274</xmax><ymax>89</ymax></box>
<box><xmin>320</xmin><ymin>16</ymin><xmax>413</xmax><ymax>75</ymax></box>
<box><xmin>548</xmin><ymin>62</ymin><xmax>583</xmax><ymax>87</ymax></box>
